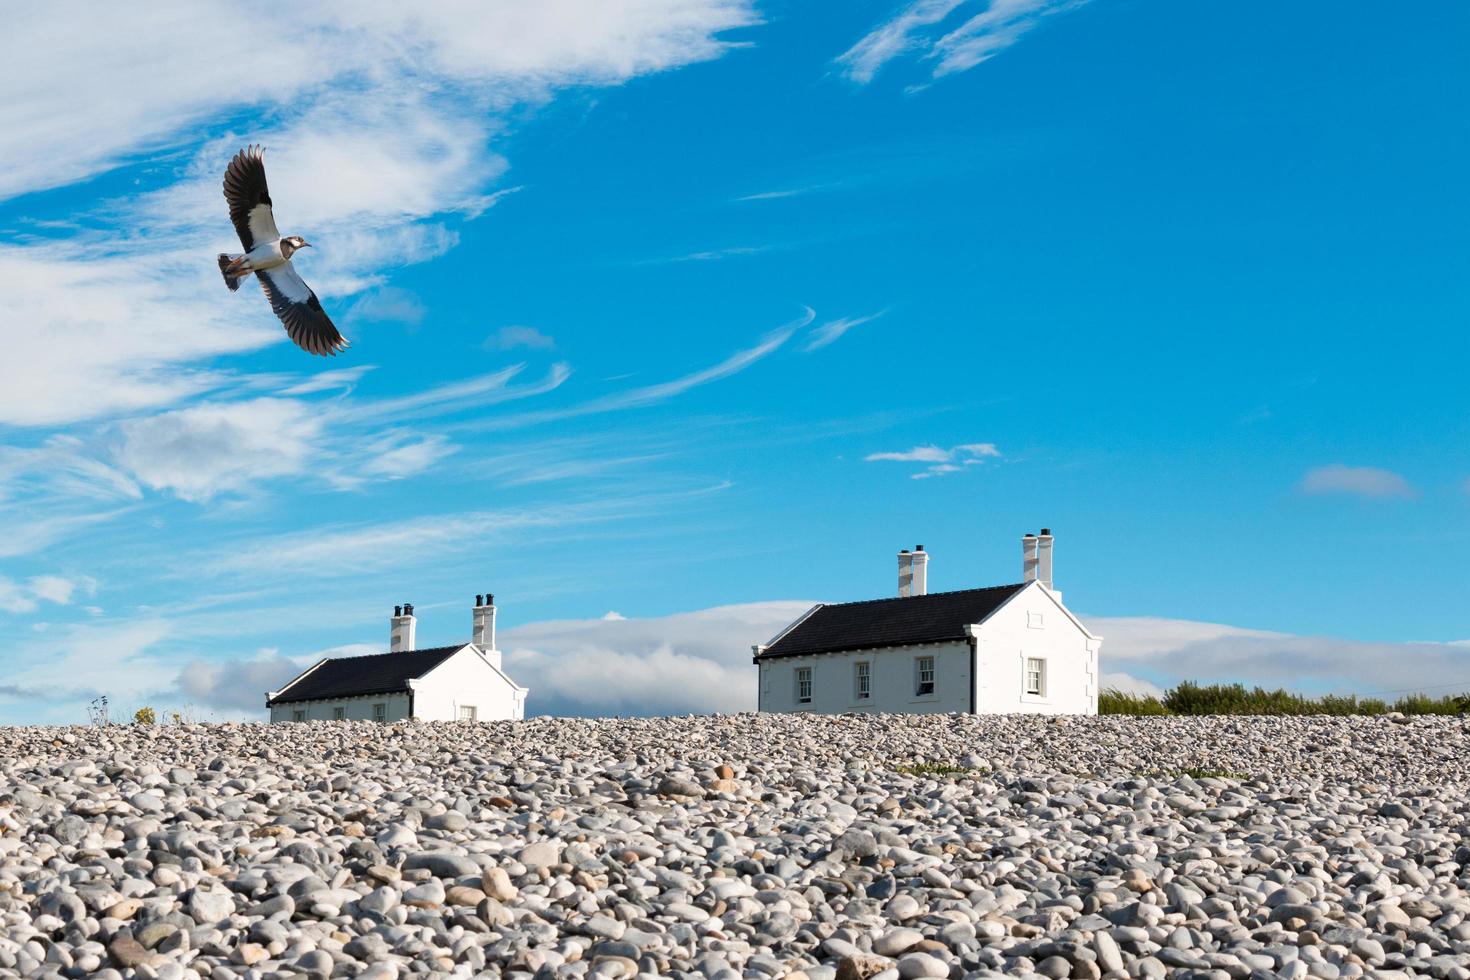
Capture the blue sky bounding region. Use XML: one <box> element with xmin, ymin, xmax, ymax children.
<box><xmin>2</xmin><ymin>0</ymin><xmax>1467</xmax><ymax>723</ymax></box>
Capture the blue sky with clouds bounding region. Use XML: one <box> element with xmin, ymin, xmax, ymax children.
<box><xmin>2</xmin><ymin>1</ymin><xmax>1467</xmax><ymax>724</ymax></box>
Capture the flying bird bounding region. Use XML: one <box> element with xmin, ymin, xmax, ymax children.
<box><xmin>217</xmin><ymin>145</ymin><xmax>348</xmax><ymax>356</ymax></box>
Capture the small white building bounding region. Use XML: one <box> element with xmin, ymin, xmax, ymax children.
<box><xmin>267</xmin><ymin>595</ymin><xmax>528</xmax><ymax>723</ymax></box>
<box><xmin>754</xmin><ymin>530</ymin><xmax>1101</xmax><ymax>715</ymax></box>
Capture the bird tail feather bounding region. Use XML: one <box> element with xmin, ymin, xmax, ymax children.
<box><xmin>218</xmin><ymin>253</ymin><xmax>245</xmax><ymax>292</ymax></box>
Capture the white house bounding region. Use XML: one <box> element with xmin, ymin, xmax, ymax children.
<box><xmin>267</xmin><ymin>594</ymin><xmax>528</xmax><ymax>723</ymax></box>
<box><xmin>753</xmin><ymin>530</ymin><xmax>1101</xmax><ymax>715</ymax></box>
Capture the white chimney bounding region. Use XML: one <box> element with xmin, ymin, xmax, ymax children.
<box><xmin>390</xmin><ymin>603</ymin><xmax>417</xmax><ymax>652</ymax></box>
<box><xmin>1037</xmin><ymin>528</ymin><xmax>1054</xmax><ymax>592</ymax></box>
<box><xmin>472</xmin><ymin>593</ymin><xmax>501</xmax><ymax>667</ymax></box>
<box><xmin>897</xmin><ymin>549</ymin><xmax>913</xmax><ymax>597</ymax></box>
<box><xmin>910</xmin><ymin>545</ymin><xmax>928</xmax><ymax>596</ymax></box>
<box><xmin>1022</xmin><ymin>533</ymin><xmax>1039</xmax><ymax>583</ymax></box>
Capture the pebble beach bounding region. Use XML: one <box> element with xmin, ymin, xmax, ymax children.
<box><xmin>2</xmin><ymin>713</ymin><xmax>1468</xmax><ymax>980</ymax></box>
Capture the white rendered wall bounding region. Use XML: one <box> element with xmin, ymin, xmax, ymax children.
<box><xmin>411</xmin><ymin>646</ymin><xmax>526</xmax><ymax>721</ymax></box>
<box><xmin>269</xmin><ymin>692</ymin><xmax>411</xmax><ymax>723</ymax></box>
<box><xmin>973</xmin><ymin>584</ymin><xmax>1098</xmax><ymax>715</ymax></box>
<box><xmin>757</xmin><ymin>640</ymin><xmax>973</xmax><ymax>715</ymax></box>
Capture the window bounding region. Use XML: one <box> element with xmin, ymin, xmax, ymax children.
<box><xmin>855</xmin><ymin>662</ymin><xmax>871</xmax><ymax>701</ymax></box>
<box><xmin>795</xmin><ymin>667</ymin><xmax>813</xmax><ymax>704</ymax></box>
<box><xmin>458</xmin><ymin>705</ymin><xmax>478</xmax><ymax>722</ymax></box>
<box><xmin>372</xmin><ymin>703</ymin><xmax>386</xmax><ymax>722</ymax></box>
<box><xmin>1025</xmin><ymin>657</ymin><xmax>1046</xmax><ymax>696</ymax></box>
<box><xmin>915</xmin><ymin>656</ymin><xmax>935</xmax><ymax>696</ymax></box>
<box><xmin>1027</xmin><ymin>611</ymin><xmax>1045</xmax><ymax>629</ymax></box>
<box><xmin>332</xmin><ymin>706</ymin><xmax>346</xmax><ymax>720</ymax></box>
<box><xmin>291</xmin><ymin>709</ymin><xmax>305</xmax><ymax>722</ymax></box>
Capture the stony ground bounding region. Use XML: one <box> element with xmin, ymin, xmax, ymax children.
<box><xmin>1</xmin><ymin>713</ymin><xmax>1468</xmax><ymax>980</ymax></box>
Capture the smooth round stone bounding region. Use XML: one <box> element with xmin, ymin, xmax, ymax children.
<box><xmin>874</xmin><ymin>929</ymin><xmax>925</xmax><ymax>957</ymax></box>
<box><xmin>897</xmin><ymin>952</ymin><xmax>949</xmax><ymax>979</ymax></box>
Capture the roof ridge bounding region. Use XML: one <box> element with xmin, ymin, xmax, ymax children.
<box><xmin>819</xmin><ymin>581</ymin><xmax>1025</xmax><ymax>609</ymax></box>
<box><xmin>308</xmin><ymin>643</ymin><xmax>466</xmax><ymax>666</ymax></box>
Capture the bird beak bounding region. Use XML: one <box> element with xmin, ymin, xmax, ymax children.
<box><xmin>302</xmin><ymin>241</ymin><xmax>313</xmax><ymax>248</ymax></box>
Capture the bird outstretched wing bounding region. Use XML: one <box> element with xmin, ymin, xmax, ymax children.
<box><xmin>222</xmin><ymin>145</ymin><xmax>281</xmax><ymax>251</ymax></box>
<box><xmin>257</xmin><ymin>263</ymin><xmax>349</xmax><ymax>356</ymax></box>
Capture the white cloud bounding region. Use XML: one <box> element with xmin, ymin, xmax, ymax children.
<box><xmin>837</xmin><ymin>0</ymin><xmax>1085</xmax><ymax>85</ymax></box>
<box><xmin>1091</xmin><ymin>614</ymin><xmax>1470</xmax><ymax>698</ymax></box>
<box><xmin>865</xmin><ymin>440</ymin><xmax>1000</xmax><ymax>477</ymax></box>
<box><xmin>346</xmin><ymin>287</ymin><xmax>427</xmax><ymax>328</ymax></box>
<box><xmin>0</xmin><ymin>243</ymin><xmax>266</xmax><ymax>428</ymax></box>
<box><xmin>486</xmin><ymin>326</ymin><xmax>557</xmax><ymax>351</ymax></box>
<box><xmin>1098</xmin><ymin>672</ymin><xmax>1165</xmax><ymax>697</ymax></box>
<box><xmin>114</xmin><ymin>398</ymin><xmax>324</xmax><ymax>503</ymax></box>
<box><xmin>174</xmin><ymin>649</ymin><xmax>375</xmax><ymax>713</ymax></box>
<box><xmin>3</xmin><ymin>2</ymin><xmax>758</xmax><ymax>203</ymax></box>
<box><xmin>1299</xmin><ymin>464</ymin><xmax>1415</xmax><ymax>499</ymax></box>
<box><xmin>803</xmin><ymin>311</ymin><xmax>885</xmax><ymax>352</ymax></box>
<box><xmin>28</xmin><ymin>575</ymin><xmax>86</xmax><ymax>606</ymax></box>
<box><xmin>0</xmin><ymin>618</ymin><xmax>175</xmax><ymax>721</ymax></box>
<box><xmin>503</xmin><ymin>601</ymin><xmax>813</xmax><ymax>716</ymax></box>
<box><xmin>2</xmin><ymin>1</ymin><xmax>756</xmax><ymax>430</ymax></box>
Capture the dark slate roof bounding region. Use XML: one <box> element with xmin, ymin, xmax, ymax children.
<box><xmin>268</xmin><ymin>645</ymin><xmax>464</xmax><ymax>705</ymax></box>
<box><xmin>757</xmin><ymin>583</ymin><xmax>1028</xmax><ymax>660</ymax></box>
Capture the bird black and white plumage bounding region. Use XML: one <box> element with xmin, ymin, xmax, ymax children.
<box><xmin>217</xmin><ymin>145</ymin><xmax>348</xmax><ymax>356</ymax></box>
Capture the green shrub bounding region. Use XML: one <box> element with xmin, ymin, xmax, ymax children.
<box><xmin>1100</xmin><ymin>681</ymin><xmax>1470</xmax><ymax>717</ymax></box>
<box><xmin>133</xmin><ymin>706</ymin><xmax>156</xmax><ymax>725</ymax></box>
<box><xmin>1099</xmin><ymin>689</ymin><xmax>1171</xmax><ymax>715</ymax></box>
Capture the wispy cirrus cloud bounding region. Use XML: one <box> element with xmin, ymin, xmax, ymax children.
<box><xmin>103</xmin><ymin>363</ymin><xmax>569</xmax><ymax>503</ymax></box>
<box><xmin>836</xmin><ymin>0</ymin><xmax>1087</xmax><ymax>85</ymax></box>
<box><xmin>1299</xmin><ymin>464</ymin><xmax>1415</xmax><ymax>499</ymax></box>
<box><xmin>735</xmin><ymin>185</ymin><xmax>830</xmax><ymax>202</ymax></box>
<box><xmin>641</xmin><ymin>244</ymin><xmax>779</xmax><ymax>264</ymax></box>
<box><xmin>803</xmin><ymin>311</ymin><xmax>885</xmax><ymax>351</ymax></box>
<box><xmin>865</xmin><ymin>440</ymin><xmax>1000</xmax><ymax>478</ymax></box>
<box><xmin>473</xmin><ymin>308</ymin><xmax>816</xmax><ymax>431</ymax></box>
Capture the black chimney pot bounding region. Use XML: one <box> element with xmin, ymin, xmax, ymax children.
<box><xmin>475</xmin><ymin>594</ymin><xmax>483</xmax><ymax>607</ymax></box>
<box><xmin>394</xmin><ymin>605</ymin><xmax>402</xmax><ymax>617</ymax></box>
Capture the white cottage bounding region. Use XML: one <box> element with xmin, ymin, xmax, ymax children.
<box><xmin>267</xmin><ymin>595</ymin><xmax>528</xmax><ymax>723</ymax></box>
<box><xmin>754</xmin><ymin>530</ymin><xmax>1101</xmax><ymax>715</ymax></box>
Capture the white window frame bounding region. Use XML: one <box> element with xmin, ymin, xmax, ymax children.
<box><xmin>795</xmin><ymin>666</ymin><xmax>813</xmax><ymax>705</ymax></box>
<box><xmin>332</xmin><ymin>706</ymin><xmax>346</xmax><ymax>720</ymax></box>
<box><xmin>458</xmin><ymin>705</ymin><xmax>478</xmax><ymax>722</ymax></box>
<box><xmin>1025</xmin><ymin>657</ymin><xmax>1046</xmax><ymax>697</ymax></box>
<box><xmin>1027</xmin><ymin>611</ymin><xmax>1045</xmax><ymax>629</ymax></box>
<box><xmin>915</xmin><ymin>656</ymin><xmax>935</xmax><ymax>697</ymax></box>
<box><xmin>854</xmin><ymin>661</ymin><xmax>871</xmax><ymax>701</ymax></box>
<box><xmin>291</xmin><ymin>709</ymin><xmax>305</xmax><ymax>722</ymax></box>
<box><xmin>372</xmin><ymin>703</ymin><xmax>386</xmax><ymax>722</ymax></box>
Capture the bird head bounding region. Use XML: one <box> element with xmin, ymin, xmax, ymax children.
<box><xmin>281</xmin><ymin>236</ymin><xmax>312</xmax><ymax>257</ymax></box>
